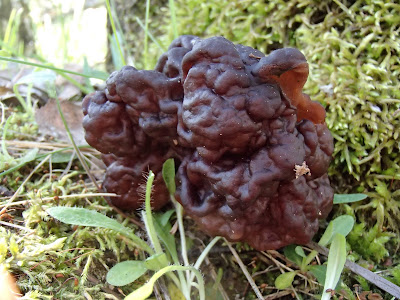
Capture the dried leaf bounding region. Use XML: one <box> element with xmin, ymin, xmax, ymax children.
<box><xmin>35</xmin><ymin>99</ymin><xmax>87</xmax><ymax>145</ymax></box>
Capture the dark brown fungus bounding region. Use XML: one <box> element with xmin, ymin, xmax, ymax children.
<box><xmin>82</xmin><ymin>35</ymin><xmax>334</xmax><ymax>250</ymax></box>
<box><xmin>101</xmin><ymin>152</ymin><xmax>170</xmax><ymax>210</ymax></box>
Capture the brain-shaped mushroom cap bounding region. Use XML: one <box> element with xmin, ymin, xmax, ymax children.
<box><xmin>82</xmin><ymin>35</ymin><xmax>334</xmax><ymax>250</ymax></box>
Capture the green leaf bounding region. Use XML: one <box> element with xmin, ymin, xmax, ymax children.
<box><xmin>309</xmin><ymin>265</ymin><xmax>327</xmax><ymax>285</ymax></box>
<box><xmin>330</xmin><ymin>215</ymin><xmax>355</xmax><ymax>237</ymax></box>
<box><xmin>333</xmin><ymin>194</ymin><xmax>367</xmax><ymax>204</ymax></box>
<box><xmin>16</xmin><ymin>70</ymin><xmax>56</xmax><ymax>85</ymax></box>
<box><xmin>162</xmin><ymin>158</ymin><xmax>176</xmax><ymax>195</ymax></box>
<box><xmin>0</xmin><ymin>148</ymin><xmax>40</xmax><ymax>178</ymax></box>
<box><xmin>275</xmin><ymin>271</ymin><xmax>298</xmax><ymax>289</ymax></box>
<box><xmin>318</xmin><ymin>215</ymin><xmax>354</xmax><ymax>247</ymax></box>
<box><xmin>319</xmin><ymin>222</ymin><xmax>334</xmax><ymax>247</ymax></box>
<box><xmin>47</xmin><ymin>207</ymin><xmax>152</xmax><ymax>253</ymax></box>
<box><xmin>283</xmin><ymin>245</ymin><xmax>303</xmax><ymax>266</ymax></box>
<box><xmin>321</xmin><ymin>234</ymin><xmax>346</xmax><ymax>300</ymax></box>
<box><xmin>49</xmin><ymin>151</ymin><xmax>76</xmax><ymax>163</ymax></box>
<box><xmin>47</xmin><ymin>207</ymin><xmax>128</xmax><ymax>232</ymax></box>
<box><xmin>156</xmin><ymin>209</ymin><xmax>175</xmax><ymax>227</ymax></box>
<box><xmin>295</xmin><ymin>246</ymin><xmax>306</xmax><ymax>258</ymax></box>
<box><xmin>19</xmin><ymin>148</ymin><xmax>39</xmax><ymax>164</ymax></box>
<box><xmin>153</xmin><ymin>213</ymin><xmax>179</xmax><ymax>263</ymax></box>
<box><xmin>106</xmin><ymin>260</ymin><xmax>147</xmax><ymax>286</ymax></box>
<box><xmin>144</xmin><ymin>253</ymin><xmax>169</xmax><ymax>271</ymax></box>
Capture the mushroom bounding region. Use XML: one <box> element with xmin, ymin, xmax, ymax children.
<box><xmin>82</xmin><ymin>35</ymin><xmax>334</xmax><ymax>249</ymax></box>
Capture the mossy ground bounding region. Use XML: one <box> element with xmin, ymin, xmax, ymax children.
<box><xmin>1</xmin><ymin>0</ymin><xmax>400</xmax><ymax>299</ymax></box>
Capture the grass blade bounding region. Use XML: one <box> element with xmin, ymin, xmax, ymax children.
<box><xmin>105</xmin><ymin>0</ymin><xmax>126</xmax><ymax>66</ymax></box>
<box><xmin>168</xmin><ymin>0</ymin><xmax>178</xmax><ymax>38</ymax></box>
<box><xmin>0</xmin><ymin>56</ymin><xmax>107</xmax><ymax>80</ymax></box>
<box><xmin>321</xmin><ymin>233</ymin><xmax>346</xmax><ymax>300</ymax></box>
<box><xmin>144</xmin><ymin>0</ymin><xmax>151</xmax><ymax>69</ymax></box>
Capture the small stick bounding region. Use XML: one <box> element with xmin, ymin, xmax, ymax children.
<box><xmin>225</xmin><ymin>239</ymin><xmax>264</xmax><ymax>300</ymax></box>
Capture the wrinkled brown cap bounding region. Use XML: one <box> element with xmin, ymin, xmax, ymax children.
<box><xmin>82</xmin><ymin>35</ymin><xmax>334</xmax><ymax>249</ymax></box>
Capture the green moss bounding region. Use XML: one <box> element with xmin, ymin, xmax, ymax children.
<box><xmin>347</xmin><ymin>222</ymin><xmax>396</xmax><ymax>262</ymax></box>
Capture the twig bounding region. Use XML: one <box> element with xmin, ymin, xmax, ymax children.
<box><xmin>264</xmin><ymin>290</ymin><xmax>292</xmax><ymax>299</ymax></box>
<box><xmin>261</xmin><ymin>251</ymin><xmax>308</xmax><ymax>300</ymax></box>
<box><xmin>3</xmin><ymin>140</ymin><xmax>98</xmax><ymax>154</ymax></box>
<box><xmin>0</xmin><ymin>220</ymin><xmax>34</xmax><ymax>232</ymax></box>
<box><xmin>0</xmin><ymin>193</ymin><xmax>120</xmax><ymax>208</ymax></box>
<box><xmin>224</xmin><ymin>238</ymin><xmax>264</xmax><ymax>300</ymax></box>
<box><xmin>157</xmin><ymin>277</ymin><xmax>172</xmax><ymax>300</ymax></box>
<box><xmin>307</xmin><ymin>242</ymin><xmax>400</xmax><ymax>298</ymax></box>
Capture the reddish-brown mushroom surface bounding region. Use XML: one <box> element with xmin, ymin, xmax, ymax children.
<box><xmin>82</xmin><ymin>35</ymin><xmax>334</xmax><ymax>250</ymax></box>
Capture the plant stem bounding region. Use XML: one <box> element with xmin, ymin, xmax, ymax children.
<box><xmin>169</xmin><ymin>194</ymin><xmax>191</xmax><ymax>299</ymax></box>
<box><xmin>188</xmin><ymin>236</ymin><xmax>221</xmax><ymax>286</ymax></box>
<box><xmin>225</xmin><ymin>239</ymin><xmax>264</xmax><ymax>300</ymax></box>
<box><xmin>174</xmin><ymin>198</ymin><xmax>190</xmax><ymax>267</ymax></box>
<box><xmin>12</xmin><ymin>85</ymin><xmax>29</xmax><ymax>113</ymax></box>
<box><xmin>143</xmin><ymin>171</ymin><xmax>163</xmax><ymax>254</ymax></box>
<box><xmin>1</xmin><ymin>116</ymin><xmax>13</xmax><ymax>160</ymax></box>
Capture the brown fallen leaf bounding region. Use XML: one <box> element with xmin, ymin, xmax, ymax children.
<box><xmin>35</xmin><ymin>99</ymin><xmax>87</xmax><ymax>145</ymax></box>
